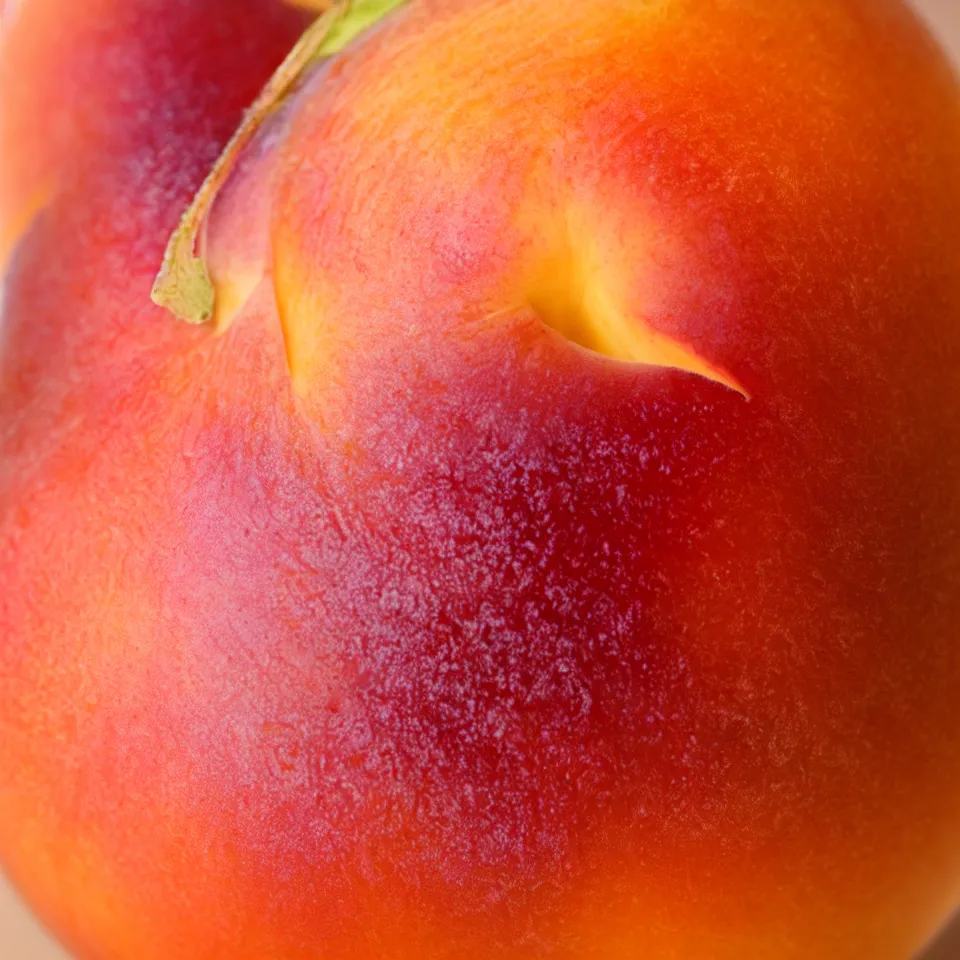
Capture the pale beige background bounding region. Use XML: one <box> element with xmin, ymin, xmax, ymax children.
<box><xmin>2</xmin><ymin>0</ymin><xmax>960</xmax><ymax>957</ymax></box>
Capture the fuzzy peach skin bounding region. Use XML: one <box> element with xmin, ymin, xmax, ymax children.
<box><xmin>3</xmin><ymin>0</ymin><xmax>960</xmax><ymax>958</ymax></box>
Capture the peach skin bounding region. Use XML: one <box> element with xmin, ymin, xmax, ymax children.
<box><xmin>2</xmin><ymin>1</ymin><xmax>960</xmax><ymax>958</ymax></box>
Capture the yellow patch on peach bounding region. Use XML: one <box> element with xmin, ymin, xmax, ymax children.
<box><xmin>0</xmin><ymin>181</ymin><xmax>52</xmax><ymax>272</ymax></box>
<box><xmin>515</xmin><ymin>203</ymin><xmax>748</xmax><ymax>393</ymax></box>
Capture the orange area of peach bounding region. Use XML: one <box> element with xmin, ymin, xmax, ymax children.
<box><xmin>0</xmin><ymin>0</ymin><xmax>116</xmax><ymax>254</ymax></box>
<box><xmin>283</xmin><ymin>0</ymin><xmax>335</xmax><ymax>10</ymax></box>
<box><xmin>273</xmin><ymin>0</ymin><xmax>960</xmax><ymax>415</ymax></box>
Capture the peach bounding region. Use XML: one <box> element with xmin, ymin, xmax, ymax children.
<box><xmin>2</xmin><ymin>1</ymin><xmax>960</xmax><ymax>958</ymax></box>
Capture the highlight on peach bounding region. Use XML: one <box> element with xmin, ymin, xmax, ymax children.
<box><xmin>2</xmin><ymin>1</ymin><xmax>960</xmax><ymax>957</ymax></box>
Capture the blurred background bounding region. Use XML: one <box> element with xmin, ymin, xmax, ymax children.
<box><xmin>1</xmin><ymin>0</ymin><xmax>960</xmax><ymax>956</ymax></box>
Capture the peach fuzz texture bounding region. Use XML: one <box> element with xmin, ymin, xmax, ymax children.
<box><xmin>2</xmin><ymin>1</ymin><xmax>960</xmax><ymax>958</ymax></box>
